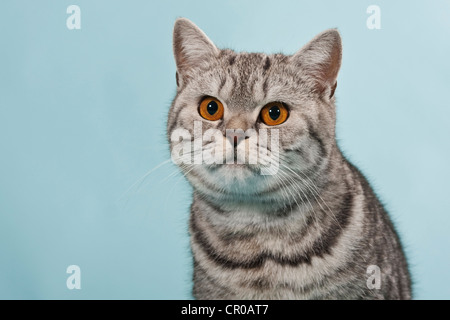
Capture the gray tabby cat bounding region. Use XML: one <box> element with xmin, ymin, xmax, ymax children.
<box><xmin>167</xmin><ymin>18</ymin><xmax>412</xmax><ymax>299</ymax></box>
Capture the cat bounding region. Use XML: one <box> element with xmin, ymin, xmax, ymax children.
<box><xmin>167</xmin><ymin>18</ymin><xmax>412</xmax><ymax>299</ymax></box>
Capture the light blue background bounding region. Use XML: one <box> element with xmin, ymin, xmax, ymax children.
<box><xmin>0</xmin><ymin>0</ymin><xmax>449</xmax><ymax>299</ymax></box>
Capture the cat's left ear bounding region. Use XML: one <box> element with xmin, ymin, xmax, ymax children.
<box><xmin>291</xmin><ymin>29</ymin><xmax>342</xmax><ymax>100</ymax></box>
<box><xmin>173</xmin><ymin>18</ymin><xmax>219</xmax><ymax>88</ymax></box>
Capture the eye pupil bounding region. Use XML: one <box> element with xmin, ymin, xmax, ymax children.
<box><xmin>269</xmin><ymin>106</ymin><xmax>280</xmax><ymax>120</ymax></box>
<box><xmin>207</xmin><ymin>101</ymin><xmax>218</xmax><ymax>115</ymax></box>
<box><xmin>199</xmin><ymin>97</ymin><xmax>224</xmax><ymax>121</ymax></box>
<box><xmin>260</xmin><ymin>102</ymin><xmax>288</xmax><ymax>126</ymax></box>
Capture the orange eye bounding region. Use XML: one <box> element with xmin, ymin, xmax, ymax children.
<box><xmin>260</xmin><ymin>102</ymin><xmax>288</xmax><ymax>126</ymax></box>
<box><xmin>199</xmin><ymin>96</ymin><xmax>224</xmax><ymax>121</ymax></box>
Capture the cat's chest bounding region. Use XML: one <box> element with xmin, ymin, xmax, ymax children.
<box><xmin>193</xmin><ymin>252</ymin><xmax>335</xmax><ymax>299</ymax></box>
<box><xmin>191</xmin><ymin>200</ymin><xmax>362</xmax><ymax>299</ymax></box>
<box><xmin>192</xmin><ymin>214</ymin><xmax>332</xmax><ymax>298</ymax></box>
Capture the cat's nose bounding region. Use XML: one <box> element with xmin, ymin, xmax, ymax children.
<box><xmin>225</xmin><ymin>116</ymin><xmax>251</xmax><ymax>131</ymax></box>
<box><xmin>224</xmin><ymin>115</ymin><xmax>252</xmax><ymax>147</ymax></box>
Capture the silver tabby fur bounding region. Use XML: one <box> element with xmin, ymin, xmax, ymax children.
<box><xmin>167</xmin><ymin>18</ymin><xmax>412</xmax><ymax>299</ymax></box>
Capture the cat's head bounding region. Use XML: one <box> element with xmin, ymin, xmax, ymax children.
<box><xmin>168</xmin><ymin>18</ymin><xmax>342</xmax><ymax>204</ymax></box>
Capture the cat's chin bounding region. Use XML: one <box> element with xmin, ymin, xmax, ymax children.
<box><xmin>202</xmin><ymin>164</ymin><xmax>270</xmax><ymax>194</ymax></box>
<box><xmin>207</xmin><ymin>163</ymin><xmax>260</xmax><ymax>178</ymax></box>
<box><xmin>183</xmin><ymin>163</ymin><xmax>257</xmax><ymax>187</ymax></box>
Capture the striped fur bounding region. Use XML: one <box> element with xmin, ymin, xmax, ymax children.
<box><xmin>168</xmin><ymin>18</ymin><xmax>412</xmax><ymax>300</ymax></box>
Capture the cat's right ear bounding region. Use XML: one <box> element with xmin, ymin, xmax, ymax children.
<box><xmin>291</xmin><ymin>29</ymin><xmax>342</xmax><ymax>100</ymax></box>
<box><xmin>173</xmin><ymin>18</ymin><xmax>219</xmax><ymax>88</ymax></box>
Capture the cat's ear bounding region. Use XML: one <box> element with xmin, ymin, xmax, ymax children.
<box><xmin>291</xmin><ymin>29</ymin><xmax>342</xmax><ymax>99</ymax></box>
<box><xmin>173</xmin><ymin>18</ymin><xmax>219</xmax><ymax>87</ymax></box>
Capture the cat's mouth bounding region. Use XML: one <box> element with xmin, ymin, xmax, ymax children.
<box><xmin>205</xmin><ymin>162</ymin><xmax>261</xmax><ymax>175</ymax></box>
